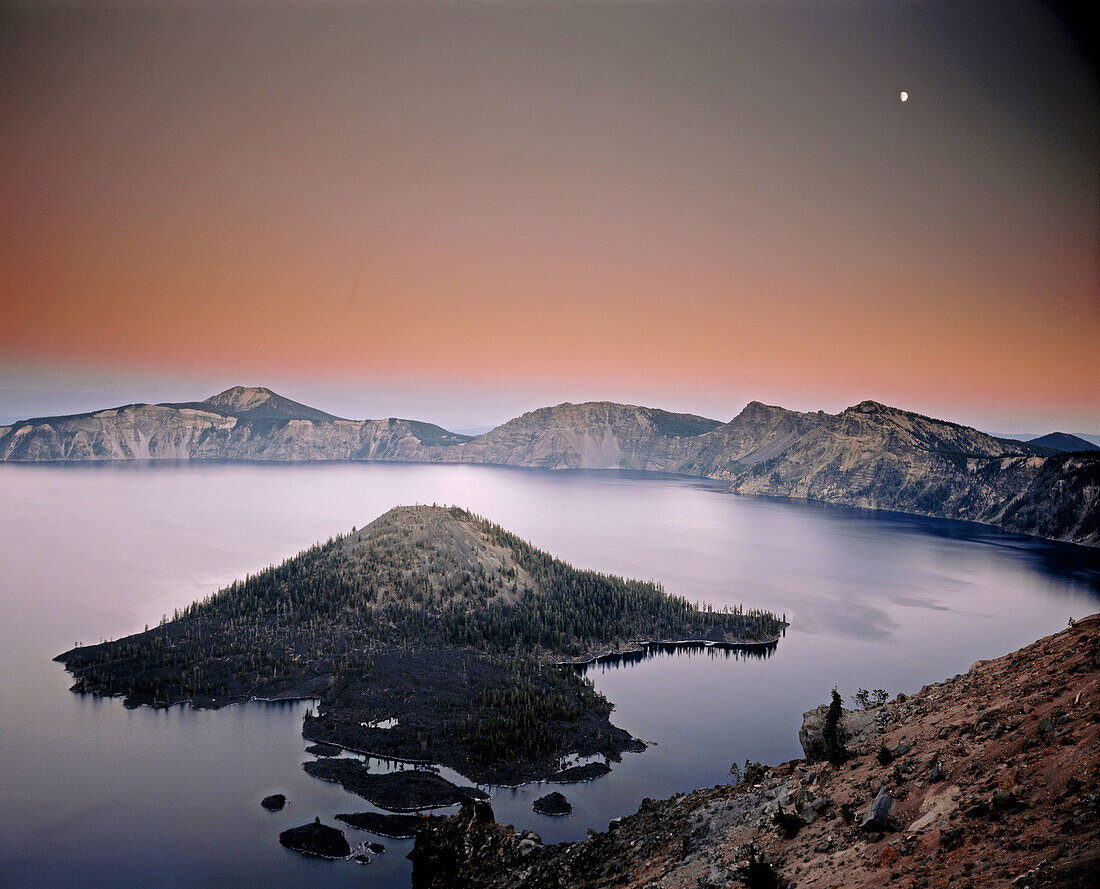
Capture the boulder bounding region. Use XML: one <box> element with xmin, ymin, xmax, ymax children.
<box><xmin>860</xmin><ymin>788</ymin><xmax>895</xmax><ymax>832</ymax></box>
<box><xmin>261</xmin><ymin>794</ymin><xmax>286</xmax><ymax>812</ymax></box>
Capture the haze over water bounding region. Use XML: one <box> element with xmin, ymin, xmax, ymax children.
<box><xmin>1</xmin><ymin>462</ymin><xmax>1097</xmax><ymax>888</ymax></box>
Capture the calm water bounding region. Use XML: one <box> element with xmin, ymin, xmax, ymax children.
<box><xmin>1</xmin><ymin>462</ymin><xmax>1097</xmax><ymax>888</ymax></box>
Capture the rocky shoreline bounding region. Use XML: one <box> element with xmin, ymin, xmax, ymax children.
<box><xmin>408</xmin><ymin>615</ymin><xmax>1100</xmax><ymax>888</ymax></box>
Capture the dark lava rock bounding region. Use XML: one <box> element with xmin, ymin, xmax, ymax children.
<box><xmin>306</xmin><ymin>742</ymin><xmax>343</xmax><ymax>757</ymax></box>
<box><xmin>337</xmin><ymin>811</ymin><xmax>428</xmax><ymax>838</ymax></box>
<box><xmin>532</xmin><ymin>792</ymin><xmax>572</xmax><ymax>816</ymax></box>
<box><xmin>546</xmin><ymin>762</ymin><xmax>610</xmax><ymax>783</ymax></box>
<box><xmin>279</xmin><ymin>818</ymin><xmax>351</xmax><ymax>858</ymax></box>
<box><xmin>992</xmin><ymin>790</ymin><xmax>1022</xmax><ymax>815</ymax></box>
<box><xmin>860</xmin><ymin>787</ymin><xmax>895</xmax><ymax>832</ymax></box>
<box><xmin>963</xmin><ymin>797</ymin><xmax>990</xmax><ymax>818</ymax></box>
<box><xmin>928</xmin><ymin>763</ymin><xmax>948</xmax><ymax>783</ymax></box>
<box><xmin>304</xmin><ymin>760</ymin><xmax>488</xmax><ymax>811</ymax></box>
<box><xmin>369</xmin><ymin>842</ymin><xmax>385</xmax><ymax>854</ymax></box>
<box><xmin>261</xmin><ymin>794</ymin><xmax>286</xmax><ymax>812</ymax></box>
<box><xmin>940</xmin><ymin>825</ymin><xmax>965</xmax><ymax>850</ymax></box>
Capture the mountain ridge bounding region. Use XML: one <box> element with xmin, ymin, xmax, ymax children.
<box><xmin>2</xmin><ymin>387</ymin><xmax>1096</xmax><ymax>546</ymax></box>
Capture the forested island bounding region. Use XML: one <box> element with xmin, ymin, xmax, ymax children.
<box><xmin>56</xmin><ymin>505</ymin><xmax>785</xmax><ymax>784</ymax></box>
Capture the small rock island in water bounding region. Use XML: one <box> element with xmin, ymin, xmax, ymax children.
<box><xmin>56</xmin><ymin>505</ymin><xmax>785</xmax><ymax>784</ymax></box>
<box><xmin>278</xmin><ymin>818</ymin><xmax>350</xmax><ymax>859</ymax></box>
<box><xmin>532</xmin><ymin>791</ymin><xmax>572</xmax><ymax>815</ymax></box>
<box><xmin>260</xmin><ymin>793</ymin><xmax>286</xmax><ymax>812</ymax></box>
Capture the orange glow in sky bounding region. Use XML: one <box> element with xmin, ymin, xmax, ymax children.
<box><xmin>1</xmin><ymin>2</ymin><xmax>1096</xmax><ymax>430</ymax></box>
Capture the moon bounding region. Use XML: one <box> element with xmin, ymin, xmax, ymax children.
<box><xmin>900</xmin><ymin>91</ymin><xmax>909</xmax><ymax>103</ymax></box>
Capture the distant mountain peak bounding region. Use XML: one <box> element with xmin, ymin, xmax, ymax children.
<box><xmin>197</xmin><ymin>386</ymin><xmax>344</xmax><ymax>422</ymax></box>
<box><xmin>203</xmin><ymin>386</ymin><xmax>277</xmax><ymax>410</ymax></box>
<box><xmin>739</xmin><ymin>400</ymin><xmax>785</xmax><ymax>414</ymax></box>
<box><xmin>846</xmin><ymin>399</ymin><xmax>893</xmax><ymax>414</ymax></box>
<box><xmin>1028</xmin><ymin>432</ymin><xmax>1100</xmax><ymax>453</ymax></box>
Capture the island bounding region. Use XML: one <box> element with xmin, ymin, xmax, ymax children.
<box><xmin>260</xmin><ymin>794</ymin><xmax>286</xmax><ymax>812</ymax></box>
<box><xmin>336</xmin><ymin>812</ymin><xmax>428</xmax><ymax>839</ymax></box>
<box><xmin>55</xmin><ymin>505</ymin><xmax>785</xmax><ymax>784</ymax></box>
<box><xmin>302</xmin><ymin>763</ymin><xmax>487</xmax><ymax>811</ymax></box>
<box><xmin>532</xmin><ymin>792</ymin><xmax>572</xmax><ymax>816</ymax></box>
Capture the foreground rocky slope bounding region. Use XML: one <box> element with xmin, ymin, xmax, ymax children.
<box><xmin>409</xmin><ymin>615</ymin><xmax>1100</xmax><ymax>888</ymax></box>
<box><xmin>4</xmin><ymin>387</ymin><xmax>1096</xmax><ymax>545</ymax></box>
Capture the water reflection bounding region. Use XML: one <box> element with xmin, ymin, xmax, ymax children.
<box><xmin>575</xmin><ymin>639</ymin><xmax>780</xmax><ymax>670</ymax></box>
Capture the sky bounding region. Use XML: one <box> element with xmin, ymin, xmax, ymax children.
<box><xmin>1</xmin><ymin>0</ymin><xmax>1097</xmax><ymax>433</ymax></box>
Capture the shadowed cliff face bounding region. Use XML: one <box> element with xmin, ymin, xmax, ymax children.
<box><xmin>1</xmin><ymin>388</ymin><xmax>1096</xmax><ymax>546</ymax></box>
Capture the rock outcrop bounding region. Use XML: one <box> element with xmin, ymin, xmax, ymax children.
<box><xmin>408</xmin><ymin>614</ymin><xmax>1100</xmax><ymax>888</ymax></box>
<box><xmin>799</xmin><ymin>703</ymin><xmax>881</xmax><ymax>762</ymax></box>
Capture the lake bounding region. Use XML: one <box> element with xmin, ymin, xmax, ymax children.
<box><xmin>1</xmin><ymin>461</ymin><xmax>1097</xmax><ymax>888</ymax></box>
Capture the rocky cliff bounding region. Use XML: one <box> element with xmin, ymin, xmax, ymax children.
<box><xmin>725</xmin><ymin>401</ymin><xmax>1100</xmax><ymax>546</ymax></box>
<box><xmin>408</xmin><ymin>614</ymin><xmax>1100</xmax><ymax>889</ymax></box>
<box><xmin>449</xmin><ymin>401</ymin><xmax>722</xmax><ymax>471</ymax></box>
<box><xmin>2</xmin><ymin>386</ymin><xmax>1096</xmax><ymax>546</ymax></box>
